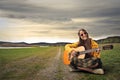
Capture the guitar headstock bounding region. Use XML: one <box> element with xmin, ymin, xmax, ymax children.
<box><xmin>102</xmin><ymin>45</ymin><xmax>113</xmax><ymax>50</ymax></box>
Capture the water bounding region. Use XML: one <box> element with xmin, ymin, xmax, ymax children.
<box><xmin>0</xmin><ymin>47</ymin><xmax>32</xmax><ymax>49</ymax></box>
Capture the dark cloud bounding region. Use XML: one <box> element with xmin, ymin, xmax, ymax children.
<box><xmin>0</xmin><ymin>0</ymin><xmax>120</xmax><ymax>22</ymax></box>
<box><xmin>0</xmin><ymin>0</ymin><xmax>33</xmax><ymax>12</ymax></box>
<box><xmin>112</xmin><ymin>27</ymin><xmax>120</xmax><ymax>31</ymax></box>
<box><xmin>0</xmin><ymin>0</ymin><xmax>68</xmax><ymax>20</ymax></box>
<box><xmin>90</xmin><ymin>7</ymin><xmax>120</xmax><ymax>18</ymax></box>
<box><xmin>0</xmin><ymin>0</ymin><xmax>120</xmax><ymax>40</ymax></box>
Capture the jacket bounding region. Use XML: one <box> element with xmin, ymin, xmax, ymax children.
<box><xmin>65</xmin><ymin>39</ymin><xmax>100</xmax><ymax>58</ymax></box>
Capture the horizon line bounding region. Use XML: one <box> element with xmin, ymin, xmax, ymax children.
<box><xmin>0</xmin><ymin>35</ymin><xmax>119</xmax><ymax>44</ymax></box>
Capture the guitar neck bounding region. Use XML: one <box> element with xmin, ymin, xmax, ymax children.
<box><xmin>77</xmin><ymin>45</ymin><xmax>113</xmax><ymax>55</ymax></box>
<box><xmin>78</xmin><ymin>48</ymin><xmax>101</xmax><ymax>55</ymax></box>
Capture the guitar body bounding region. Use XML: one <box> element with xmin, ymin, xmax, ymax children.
<box><xmin>63</xmin><ymin>46</ymin><xmax>85</xmax><ymax>65</ymax></box>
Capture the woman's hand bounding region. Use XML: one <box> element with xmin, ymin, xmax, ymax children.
<box><xmin>96</xmin><ymin>48</ymin><xmax>101</xmax><ymax>53</ymax></box>
<box><xmin>71</xmin><ymin>48</ymin><xmax>77</xmax><ymax>56</ymax></box>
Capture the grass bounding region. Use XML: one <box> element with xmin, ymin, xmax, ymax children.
<box><xmin>0</xmin><ymin>46</ymin><xmax>59</xmax><ymax>80</ymax></box>
<box><xmin>77</xmin><ymin>43</ymin><xmax>120</xmax><ymax>80</ymax></box>
<box><xmin>101</xmin><ymin>43</ymin><xmax>120</xmax><ymax>80</ymax></box>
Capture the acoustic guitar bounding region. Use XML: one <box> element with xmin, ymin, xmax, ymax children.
<box><xmin>63</xmin><ymin>45</ymin><xmax>113</xmax><ymax>65</ymax></box>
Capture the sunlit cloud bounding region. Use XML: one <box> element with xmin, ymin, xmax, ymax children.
<box><xmin>71</xmin><ymin>17</ymin><xmax>108</xmax><ymax>23</ymax></box>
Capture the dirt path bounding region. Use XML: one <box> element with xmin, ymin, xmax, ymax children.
<box><xmin>32</xmin><ymin>47</ymin><xmax>62</xmax><ymax>80</ymax></box>
<box><xmin>32</xmin><ymin>47</ymin><xmax>83</xmax><ymax>80</ymax></box>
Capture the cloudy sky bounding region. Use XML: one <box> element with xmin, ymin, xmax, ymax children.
<box><xmin>0</xmin><ymin>0</ymin><xmax>120</xmax><ymax>43</ymax></box>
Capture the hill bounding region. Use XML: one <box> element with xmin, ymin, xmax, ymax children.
<box><xmin>0</xmin><ymin>36</ymin><xmax>120</xmax><ymax>47</ymax></box>
<box><xmin>0</xmin><ymin>41</ymin><xmax>30</xmax><ymax>47</ymax></box>
<box><xmin>0</xmin><ymin>41</ymin><xmax>71</xmax><ymax>47</ymax></box>
<box><xmin>96</xmin><ymin>36</ymin><xmax>120</xmax><ymax>44</ymax></box>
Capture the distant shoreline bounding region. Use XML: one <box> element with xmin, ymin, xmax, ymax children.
<box><xmin>0</xmin><ymin>47</ymin><xmax>32</xmax><ymax>49</ymax></box>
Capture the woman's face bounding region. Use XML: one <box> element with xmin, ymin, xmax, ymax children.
<box><xmin>79</xmin><ymin>30</ymin><xmax>88</xmax><ymax>40</ymax></box>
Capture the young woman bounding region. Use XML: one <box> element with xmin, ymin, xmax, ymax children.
<box><xmin>65</xmin><ymin>29</ymin><xmax>104</xmax><ymax>74</ymax></box>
